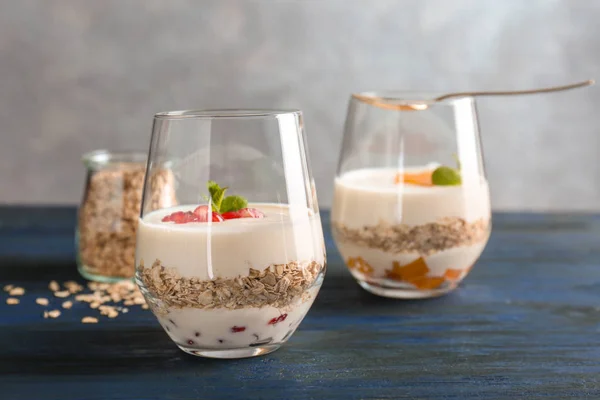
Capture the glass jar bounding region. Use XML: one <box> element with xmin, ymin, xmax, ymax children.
<box><xmin>76</xmin><ymin>150</ymin><xmax>177</xmax><ymax>282</ymax></box>
<box><xmin>135</xmin><ymin>109</ymin><xmax>326</xmax><ymax>359</ymax></box>
<box><xmin>332</xmin><ymin>93</ymin><xmax>491</xmax><ymax>299</ymax></box>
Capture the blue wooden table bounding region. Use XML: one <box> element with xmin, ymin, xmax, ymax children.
<box><xmin>1</xmin><ymin>207</ymin><xmax>600</xmax><ymax>399</ymax></box>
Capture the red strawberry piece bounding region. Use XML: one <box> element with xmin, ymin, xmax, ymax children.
<box><xmin>162</xmin><ymin>211</ymin><xmax>187</xmax><ymax>223</ymax></box>
<box><xmin>192</xmin><ymin>205</ymin><xmax>210</xmax><ymax>221</ymax></box>
<box><xmin>221</xmin><ymin>210</ymin><xmax>243</xmax><ymax>220</ymax></box>
<box><xmin>222</xmin><ymin>208</ymin><xmax>265</xmax><ymax>220</ymax></box>
<box><xmin>193</xmin><ymin>205</ymin><xmax>224</xmax><ymax>222</ymax></box>
<box><xmin>268</xmin><ymin>313</ymin><xmax>288</xmax><ymax>325</ymax></box>
<box><xmin>175</xmin><ymin>211</ymin><xmax>198</xmax><ymax>224</ymax></box>
<box><xmin>231</xmin><ymin>326</ymin><xmax>246</xmax><ymax>333</ymax></box>
<box><xmin>239</xmin><ymin>208</ymin><xmax>265</xmax><ymax>218</ymax></box>
<box><xmin>161</xmin><ymin>209</ymin><xmax>218</xmax><ymax>224</ymax></box>
<box><xmin>193</xmin><ymin>205</ymin><xmax>209</xmax><ymax>215</ymax></box>
<box><xmin>240</xmin><ymin>208</ymin><xmax>265</xmax><ymax>218</ymax></box>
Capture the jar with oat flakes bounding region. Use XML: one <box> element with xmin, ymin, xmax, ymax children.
<box><xmin>77</xmin><ymin>150</ymin><xmax>177</xmax><ymax>282</ymax></box>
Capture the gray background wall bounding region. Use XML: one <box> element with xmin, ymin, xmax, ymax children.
<box><xmin>0</xmin><ymin>0</ymin><xmax>598</xmax><ymax>210</ymax></box>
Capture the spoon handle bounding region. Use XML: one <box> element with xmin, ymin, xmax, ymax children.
<box><xmin>434</xmin><ymin>79</ymin><xmax>595</xmax><ymax>102</ymax></box>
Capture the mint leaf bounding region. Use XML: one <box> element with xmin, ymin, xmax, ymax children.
<box><xmin>206</xmin><ymin>181</ymin><xmax>248</xmax><ymax>213</ymax></box>
<box><xmin>432</xmin><ymin>166</ymin><xmax>462</xmax><ymax>186</ymax></box>
<box><xmin>221</xmin><ymin>195</ymin><xmax>248</xmax><ymax>213</ymax></box>
<box><xmin>207</xmin><ymin>180</ymin><xmax>227</xmax><ymax>212</ymax></box>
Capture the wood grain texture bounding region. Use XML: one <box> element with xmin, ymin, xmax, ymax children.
<box><xmin>1</xmin><ymin>208</ymin><xmax>600</xmax><ymax>399</ymax></box>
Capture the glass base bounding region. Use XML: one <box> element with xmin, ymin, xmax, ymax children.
<box><xmin>77</xmin><ymin>264</ymin><xmax>134</xmax><ymax>283</ymax></box>
<box><xmin>358</xmin><ymin>279</ymin><xmax>457</xmax><ymax>299</ymax></box>
<box><xmin>177</xmin><ymin>344</ymin><xmax>281</xmax><ymax>359</ymax></box>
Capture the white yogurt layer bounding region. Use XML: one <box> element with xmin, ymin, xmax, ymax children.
<box><xmin>332</xmin><ymin>167</ymin><xmax>491</xmax><ymax>228</ymax></box>
<box><xmin>157</xmin><ymin>287</ymin><xmax>319</xmax><ymax>349</ymax></box>
<box><xmin>136</xmin><ymin>203</ymin><xmax>325</xmax><ymax>280</ymax></box>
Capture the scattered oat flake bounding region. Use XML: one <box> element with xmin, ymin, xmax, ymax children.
<box><xmin>36</xmin><ymin>298</ymin><xmax>49</xmax><ymax>306</ymax></box>
<box><xmin>3</xmin><ymin>284</ymin><xmax>13</xmax><ymax>292</ymax></box>
<box><xmin>26</xmin><ymin>278</ymin><xmax>147</xmax><ymax>320</ymax></box>
<box><xmin>141</xmin><ymin>304</ymin><xmax>148</xmax><ymax>310</ymax></box>
<box><xmin>9</xmin><ymin>287</ymin><xmax>25</xmax><ymax>296</ymax></box>
<box><xmin>65</xmin><ymin>282</ymin><xmax>84</xmax><ymax>294</ymax></box>
<box><xmin>6</xmin><ymin>298</ymin><xmax>19</xmax><ymax>305</ymax></box>
<box><xmin>82</xmin><ymin>317</ymin><xmax>98</xmax><ymax>324</ymax></box>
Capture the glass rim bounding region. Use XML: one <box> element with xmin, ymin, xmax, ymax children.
<box><xmin>351</xmin><ymin>91</ymin><xmax>475</xmax><ymax>107</ymax></box>
<box><xmin>82</xmin><ymin>149</ymin><xmax>147</xmax><ymax>169</ymax></box>
<box><xmin>154</xmin><ymin>109</ymin><xmax>302</xmax><ymax>120</ymax></box>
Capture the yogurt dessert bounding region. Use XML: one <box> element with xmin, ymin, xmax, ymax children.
<box><xmin>135</xmin><ymin>181</ymin><xmax>326</xmax><ymax>356</ymax></box>
<box><xmin>332</xmin><ymin>164</ymin><xmax>490</xmax><ymax>297</ymax></box>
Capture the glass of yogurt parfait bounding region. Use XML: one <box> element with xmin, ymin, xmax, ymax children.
<box><xmin>332</xmin><ymin>93</ymin><xmax>491</xmax><ymax>299</ymax></box>
<box><xmin>135</xmin><ymin>109</ymin><xmax>326</xmax><ymax>359</ymax></box>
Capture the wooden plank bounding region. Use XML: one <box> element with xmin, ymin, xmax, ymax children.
<box><xmin>1</xmin><ymin>207</ymin><xmax>600</xmax><ymax>399</ymax></box>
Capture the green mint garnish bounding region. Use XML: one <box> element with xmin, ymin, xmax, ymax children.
<box><xmin>431</xmin><ymin>166</ymin><xmax>462</xmax><ymax>186</ymax></box>
<box><xmin>220</xmin><ymin>195</ymin><xmax>248</xmax><ymax>213</ymax></box>
<box><xmin>207</xmin><ymin>180</ymin><xmax>227</xmax><ymax>212</ymax></box>
<box><xmin>206</xmin><ymin>181</ymin><xmax>248</xmax><ymax>213</ymax></box>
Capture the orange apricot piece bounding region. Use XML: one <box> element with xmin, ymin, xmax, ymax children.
<box><xmin>444</xmin><ymin>268</ymin><xmax>463</xmax><ymax>281</ymax></box>
<box><xmin>385</xmin><ymin>258</ymin><xmax>446</xmax><ymax>289</ymax></box>
<box><xmin>394</xmin><ymin>170</ymin><xmax>433</xmax><ymax>186</ymax></box>
<box><xmin>347</xmin><ymin>257</ymin><xmax>374</xmax><ymax>275</ymax></box>
<box><xmin>385</xmin><ymin>257</ymin><xmax>429</xmax><ymax>281</ymax></box>
<box><xmin>409</xmin><ymin>276</ymin><xmax>446</xmax><ymax>290</ymax></box>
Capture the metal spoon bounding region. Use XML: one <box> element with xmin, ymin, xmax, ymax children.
<box><xmin>353</xmin><ymin>79</ymin><xmax>595</xmax><ymax>111</ymax></box>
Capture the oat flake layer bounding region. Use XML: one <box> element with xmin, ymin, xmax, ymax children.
<box><xmin>332</xmin><ymin>217</ymin><xmax>490</xmax><ymax>255</ymax></box>
<box><xmin>139</xmin><ymin>260</ymin><xmax>324</xmax><ymax>310</ymax></box>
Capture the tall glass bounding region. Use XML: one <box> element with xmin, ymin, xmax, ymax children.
<box><xmin>332</xmin><ymin>93</ymin><xmax>491</xmax><ymax>299</ymax></box>
<box><xmin>135</xmin><ymin>109</ymin><xmax>326</xmax><ymax>359</ymax></box>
